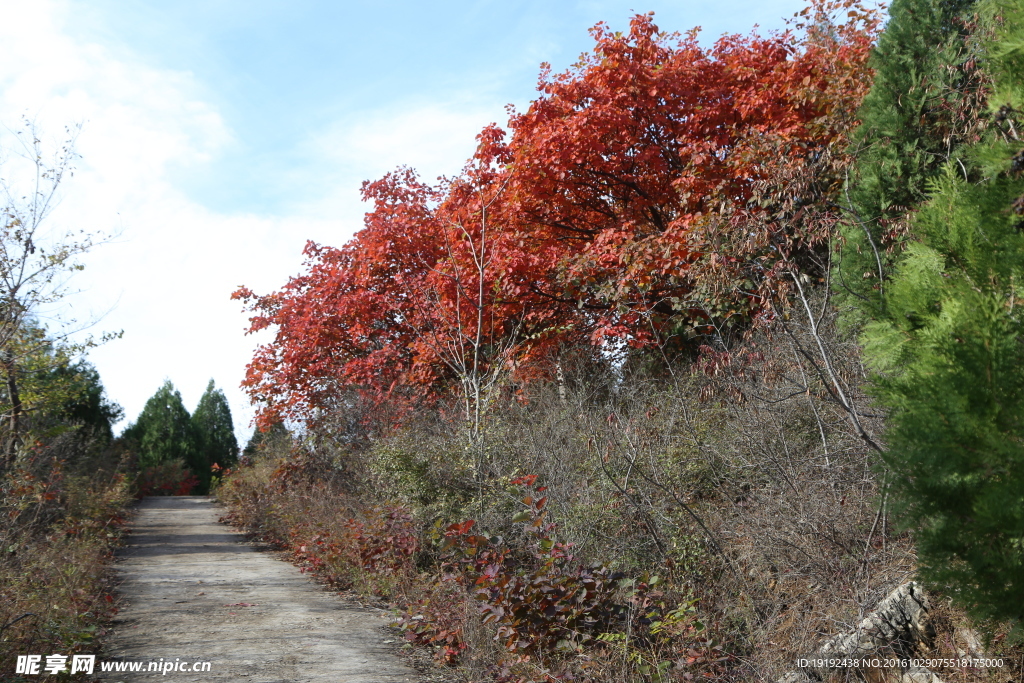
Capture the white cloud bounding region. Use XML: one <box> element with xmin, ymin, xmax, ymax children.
<box><xmin>0</xmin><ymin>0</ymin><xmax>280</xmax><ymax>439</ymax></box>
<box><xmin>295</xmin><ymin>98</ymin><xmax>506</xmax><ymax>226</ymax></box>
<box><xmin>0</xmin><ymin>0</ymin><xmax>512</xmax><ymax>443</ymax></box>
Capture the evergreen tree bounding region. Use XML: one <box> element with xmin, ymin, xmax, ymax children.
<box><xmin>0</xmin><ymin>324</ymin><xmax>122</xmax><ymax>443</ymax></box>
<box><xmin>857</xmin><ymin>0</ymin><xmax>1024</xmax><ymax>627</ymax></box>
<box><xmin>191</xmin><ymin>380</ymin><xmax>239</xmax><ymax>471</ymax></box>
<box><xmin>837</xmin><ymin>0</ymin><xmax>985</xmax><ymax>319</ymax></box>
<box><xmin>242</xmin><ymin>420</ymin><xmax>291</xmax><ymax>460</ymax></box>
<box><xmin>122</xmin><ymin>381</ymin><xmax>202</xmax><ymax>489</ymax></box>
<box><xmin>49</xmin><ymin>360</ymin><xmax>124</xmax><ymax>443</ymax></box>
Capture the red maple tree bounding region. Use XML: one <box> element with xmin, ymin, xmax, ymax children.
<box><xmin>235</xmin><ymin>0</ymin><xmax>880</xmax><ymax>429</ymax></box>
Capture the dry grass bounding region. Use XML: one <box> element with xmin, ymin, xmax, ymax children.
<box><xmin>219</xmin><ymin>289</ymin><xmax>1023</xmax><ymax>682</ymax></box>
<box><xmin>0</xmin><ymin>437</ymin><xmax>132</xmax><ymax>677</ymax></box>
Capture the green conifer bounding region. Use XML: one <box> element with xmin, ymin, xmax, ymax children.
<box><xmin>192</xmin><ymin>379</ymin><xmax>239</xmax><ymax>471</ymax></box>
<box><xmin>859</xmin><ymin>0</ymin><xmax>1024</xmax><ymax>627</ymax></box>
<box><xmin>122</xmin><ymin>380</ymin><xmax>202</xmax><ymax>490</ymax></box>
<box><xmin>242</xmin><ymin>420</ymin><xmax>290</xmax><ymax>460</ymax></box>
<box><xmin>838</xmin><ymin>0</ymin><xmax>985</xmax><ymax>319</ymax></box>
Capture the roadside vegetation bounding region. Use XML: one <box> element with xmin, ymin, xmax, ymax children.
<box><xmin>0</xmin><ymin>121</ymin><xmax>131</xmax><ymax>675</ymax></box>
<box><xmin>0</xmin><ymin>415</ymin><xmax>131</xmax><ymax>677</ymax></box>
<box><xmin>0</xmin><ymin>121</ymin><xmax>238</xmax><ymax>675</ymax></box>
<box><xmin>222</xmin><ymin>0</ymin><xmax>1024</xmax><ymax>680</ymax></box>
<box><xmin>122</xmin><ymin>379</ymin><xmax>240</xmax><ymax>495</ymax></box>
<box><xmin>222</xmin><ymin>316</ymin><xmax>1022</xmax><ymax>681</ymax></box>
<box><xmin>0</xmin><ymin>370</ymin><xmax>239</xmax><ymax>676</ymax></box>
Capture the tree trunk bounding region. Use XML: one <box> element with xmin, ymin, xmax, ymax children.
<box><xmin>3</xmin><ymin>348</ymin><xmax>22</xmax><ymax>469</ymax></box>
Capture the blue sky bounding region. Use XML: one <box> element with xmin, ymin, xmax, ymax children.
<box><xmin>0</xmin><ymin>0</ymin><xmax>815</xmax><ymax>442</ymax></box>
<box><xmin>70</xmin><ymin>0</ymin><xmax>812</xmax><ymax>217</ymax></box>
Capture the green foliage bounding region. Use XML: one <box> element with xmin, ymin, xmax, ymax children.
<box><xmin>122</xmin><ymin>381</ymin><xmax>202</xmax><ymax>492</ymax></box>
<box><xmin>367</xmin><ymin>437</ymin><xmax>478</xmax><ymax>525</ymax></box>
<box><xmin>0</xmin><ymin>323</ymin><xmax>121</xmax><ymax>445</ymax></box>
<box><xmin>838</xmin><ymin>0</ymin><xmax>985</xmax><ymax>319</ymax></box>
<box><xmin>192</xmin><ymin>379</ymin><xmax>239</xmax><ymax>471</ymax></box>
<box><xmin>857</xmin><ymin>0</ymin><xmax>1024</xmax><ymax>628</ymax></box>
<box><xmin>123</xmin><ymin>380</ymin><xmax>240</xmax><ymax>494</ymax></box>
<box><xmin>983</xmin><ymin>0</ymin><xmax>1024</xmax><ymax>110</ymax></box>
<box><xmin>47</xmin><ymin>360</ymin><xmax>123</xmax><ymax>444</ymax></box>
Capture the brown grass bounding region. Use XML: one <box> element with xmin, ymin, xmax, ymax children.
<box><xmin>219</xmin><ymin>291</ymin><xmax>1023</xmax><ymax>682</ymax></box>
<box><xmin>0</xmin><ymin>436</ymin><xmax>132</xmax><ymax>677</ymax></box>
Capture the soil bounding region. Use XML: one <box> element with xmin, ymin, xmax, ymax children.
<box><xmin>98</xmin><ymin>496</ymin><xmax>420</xmax><ymax>682</ymax></box>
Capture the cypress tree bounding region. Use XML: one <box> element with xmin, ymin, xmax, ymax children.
<box><xmin>192</xmin><ymin>379</ymin><xmax>239</xmax><ymax>472</ymax></box>
<box><xmin>123</xmin><ymin>380</ymin><xmax>202</xmax><ymax>489</ymax></box>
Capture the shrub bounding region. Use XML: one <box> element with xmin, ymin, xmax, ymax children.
<box><xmin>0</xmin><ymin>456</ymin><xmax>131</xmax><ymax>676</ymax></box>
<box><xmin>135</xmin><ymin>458</ymin><xmax>199</xmax><ymax>497</ymax></box>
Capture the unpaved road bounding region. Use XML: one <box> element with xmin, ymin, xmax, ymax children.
<box><xmin>100</xmin><ymin>496</ymin><xmax>418</xmax><ymax>682</ymax></box>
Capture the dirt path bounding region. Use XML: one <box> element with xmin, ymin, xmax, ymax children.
<box><xmin>99</xmin><ymin>496</ymin><xmax>418</xmax><ymax>682</ymax></box>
